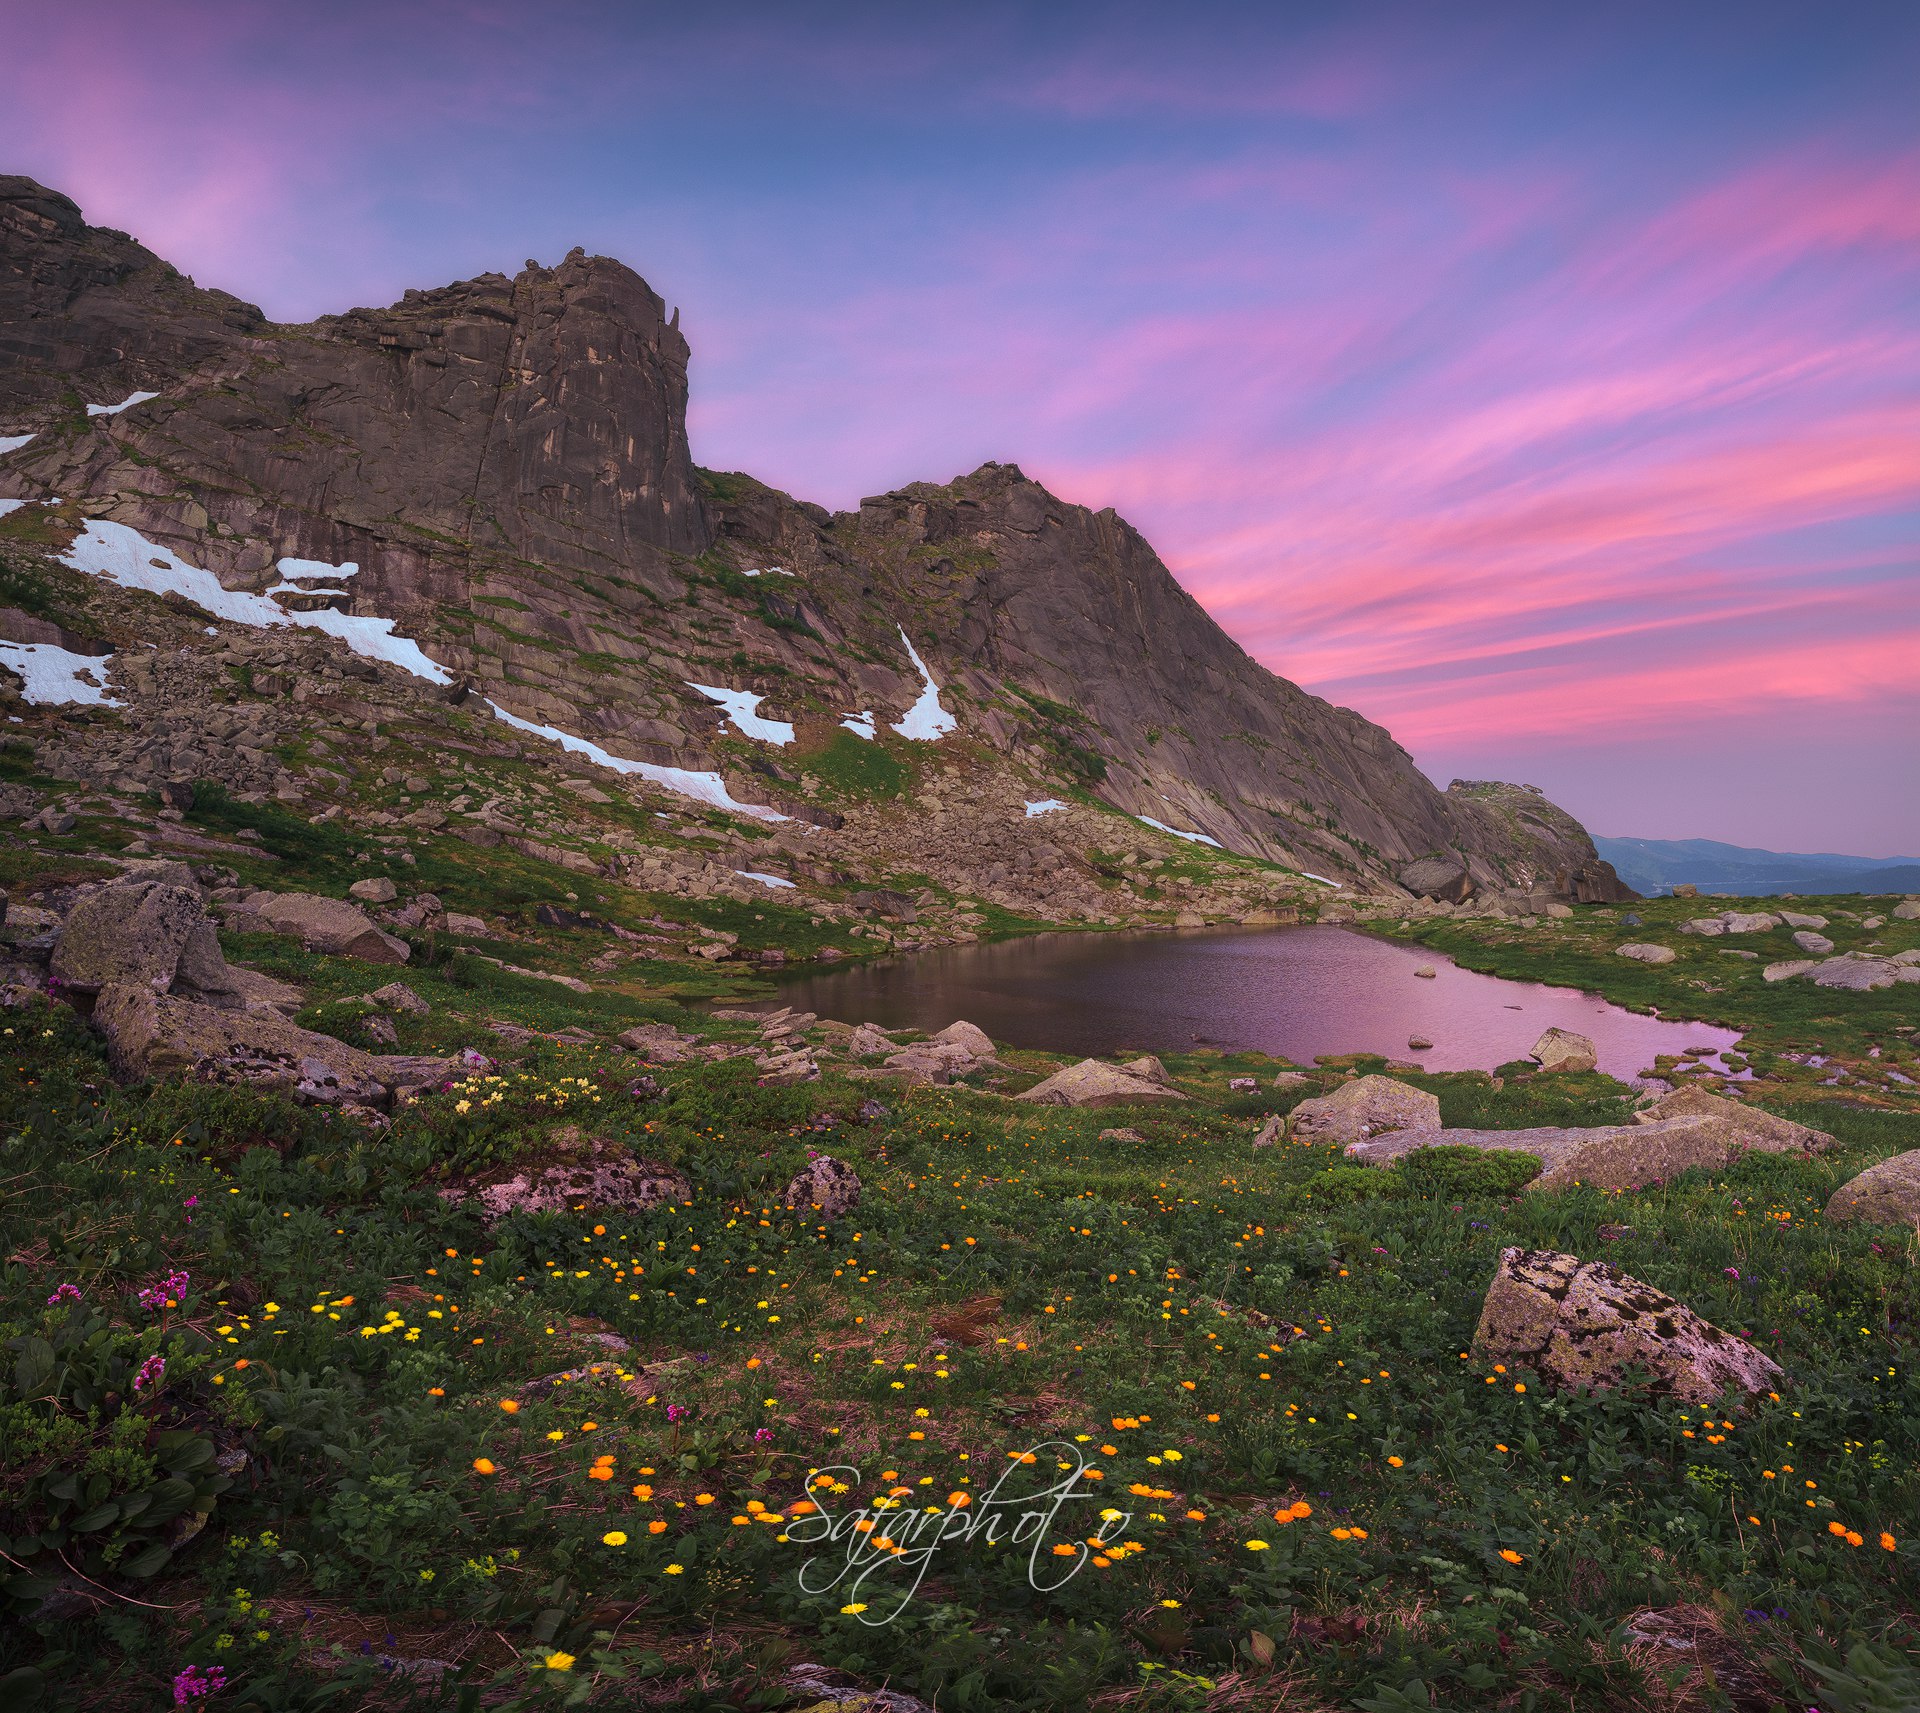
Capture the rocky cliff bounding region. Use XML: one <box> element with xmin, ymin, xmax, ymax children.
<box><xmin>0</xmin><ymin>174</ymin><xmax>1630</xmax><ymax>912</ymax></box>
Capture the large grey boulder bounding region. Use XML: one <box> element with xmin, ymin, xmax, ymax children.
<box><xmin>1530</xmin><ymin>1027</ymin><xmax>1597</xmax><ymax>1073</ymax></box>
<box><xmin>783</xmin><ymin>1154</ymin><xmax>862</xmax><ymax>1219</ymax></box>
<box><xmin>1474</xmin><ymin>1248</ymin><xmax>1783</xmax><ymax>1405</ymax></box>
<box><xmin>1616</xmin><ymin>942</ymin><xmax>1676</xmax><ymax>964</ymax></box>
<box><xmin>1825</xmin><ymin>1150</ymin><xmax>1920</xmax><ymax>1229</ymax></box>
<box><xmin>1720</xmin><ymin>911</ymin><xmax>1781</xmax><ymax>934</ymax></box>
<box><xmin>1791</xmin><ymin>930</ymin><xmax>1835</xmax><ymax>955</ymax></box>
<box><xmin>1399</xmin><ymin>857</ymin><xmax>1472</xmax><ymax>904</ymax></box>
<box><xmin>51</xmin><ymin>880</ymin><xmax>227</xmax><ymax>998</ymax></box>
<box><xmin>1287</xmin><ymin>1074</ymin><xmax>1439</xmax><ymax>1146</ymax></box>
<box><xmin>1779</xmin><ymin>911</ymin><xmax>1828</xmax><ymax>929</ymax></box>
<box><xmin>1635</xmin><ymin>1086</ymin><xmax>1833</xmax><ymax>1153</ymax></box>
<box><xmin>1763</xmin><ymin>959</ymin><xmax>1819</xmax><ymax>983</ymax></box>
<box><xmin>1893</xmin><ymin>900</ymin><xmax>1920</xmax><ymax>921</ymax></box>
<box><xmin>1013</xmin><ymin>1058</ymin><xmax>1188</xmax><ymax>1108</ymax></box>
<box><xmin>1680</xmin><ymin>917</ymin><xmax>1725</xmax><ymax>937</ymax></box>
<box><xmin>92</xmin><ymin>981</ymin><xmax>388</xmax><ymax>1105</ymax></box>
<box><xmin>1808</xmin><ymin>956</ymin><xmax>1902</xmax><ymax>991</ymax></box>
<box><xmin>930</xmin><ymin>1019</ymin><xmax>996</xmax><ymax>1059</ymax></box>
<box><xmin>246</xmin><ymin>892</ymin><xmax>409</xmax><ymax>964</ymax></box>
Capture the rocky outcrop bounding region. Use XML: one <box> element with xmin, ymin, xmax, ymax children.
<box><xmin>92</xmin><ymin>981</ymin><xmax>389</xmax><ymax>1105</ymax></box>
<box><xmin>51</xmin><ymin>879</ymin><xmax>228</xmax><ymax>998</ymax></box>
<box><xmin>1286</xmin><ymin>1074</ymin><xmax>1439</xmax><ymax>1146</ymax></box>
<box><xmin>1616</xmin><ymin>943</ymin><xmax>1677</xmax><ymax>964</ymax></box>
<box><xmin>1824</xmin><ymin>1151</ymin><xmax>1920</xmax><ymax>1229</ymax></box>
<box><xmin>459</xmin><ymin>1144</ymin><xmax>690</xmax><ymax>1224</ymax></box>
<box><xmin>1475</xmin><ymin>1248</ymin><xmax>1782</xmax><ymax>1404</ymax></box>
<box><xmin>1013</xmin><ymin>1058</ymin><xmax>1188</xmax><ymax>1108</ymax></box>
<box><xmin>1398</xmin><ymin>858</ymin><xmax>1472</xmax><ymax>903</ymax></box>
<box><xmin>240</xmin><ymin>893</ymin><xmax>409</xmax><ymax>964</ymax></box>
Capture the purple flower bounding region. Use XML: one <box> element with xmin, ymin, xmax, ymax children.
<box><xmin>665</xmin><ymin>1403</ymin><xmax>689</xmax><ymax>1423</ymax></box>
<box><xmin>45</xmin><ymin>1282</ymin><xmax>82</xmax><ymax>1306</ymax></box>
<box><xmin>753</xmin><ymin>1427</ymin><xmax>774</xmax><ymax>1443</ymax></box>
<box><xmin>182</xmin><ymin>1195</ymin><xmax>199</xmax><ymax>1224</ymax></box>
<box><xmin>172</xmin><ymin>1664</ymin><xmax>226</xmax><ymax>1706</ymax></box>
<box><xmin>1724</xmin><ymin>1267</ymin><xmax>1741</xmax><ymax>1280</ymax></box>
<box><xmin>133</xmin><ymin>1354</ymin><xmax>168</xmax><ymax>1394</ymax></box>
<box><xmin>138</xmin><ymin>1270</ymin><xmax>191</xmax><ymax>1312</ymax></box>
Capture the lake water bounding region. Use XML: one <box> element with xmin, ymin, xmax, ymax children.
<box><xmin>773</xmin><ymin>923</ymin><xmax>1740</xmax><ymax>1080</ymax></box>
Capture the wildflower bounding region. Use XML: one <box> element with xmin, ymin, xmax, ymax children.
<box><xmin>602</xmin><ymin>1531</ymin><xmax>627</xmax><ymax>1546</ymax></box>
<box><xmin>133</xmin><ymin>1355</ymin><xmax>167</xmax><ymax>1395</ymax></box>
<box><xmin>498</xmin><ymin>1399</ymin><xmax>520</xmax><ymax>1413</ymax></box>
<box><xmin>45</xmin><ymin>1282</ymin><xmax>81</xmax><ymax>1306</ymax></box>
<box><xmin>664</xmin><ymin>1563</ymin><xmax>684</xmax><ymax>1575</ymax></box>
<box><xmin>841</xmin><ymin>1602</ymin><xmax>869</xmax><ymax>1614</ymax></box>
<box><xmin>1882</xmin><ymin>1533</ymin><xmax>1898</xmax><ymax>1551</ymax></box>
<box><xmin>1160</xmin><ymin>1599</ymin><xmax>1181</xmax><ymax>1608</ymax></box>
<box><xmin>543</xmin><ymin>1652</ymin><xmax>576</xmax><ymax>1671</ymax></box>
<box><xmin>1245</xmin><ymin>1539</ymin><xmax>1270</xmax><ymax>1551</ymax></box>
<box><xmin>1386</xmin><ymin>1455</ymin><xmax>1404</xmax><ymax>1468</ymax></box>
<box><xmin>648</xmin><ymin>1520</ymin><xmax>668</xmax><ymax>1534</ymax></box>
<box><xmin>1498</xmin><ymin>1548</ymin><xmax>1524</xmax><ymax>1565</ymax></box>
<box><xmin>172</xmin><ymin>1664</ymin><xmax>227</xmax><ymax>1706</ymax></box>
<box><xmin>472</xmin><ymin>1458</ymin><xmax>497</xmax><ymax>1475</ymax></box>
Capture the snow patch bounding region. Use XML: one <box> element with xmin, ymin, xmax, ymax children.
<box><xmin>0</xmin><ymin>433</ymin><xmax>34</xmax><ymax>456</ymax></box>
<box><xmin>736</xmin><ymin>870</ymin><xmax>798</xmax><ymax>889</ymax></box>
<box><xmin>1299</xmin><ymin>872</ymin><xmax>1340</xmax><ymax>887</ymax></box>
<box><xmin>277</xmin><ymin>556</ymin><xmax>360</xmax><ymax>581</ymax></box>
<box><xmin>1137</xmin><ymin>814</ymin><xmax>1223</xmax><ymax>849</ymax></box>
<box><xmin>487</xmin><ymin>702</ymin><xmax>787</xmax><ymax>822</ymax></box>
<box><xmin>739</xmin><ymin>566</ymin><xmax>795</xmax><ymax>578</ymax></box>
<box><xmin>1024</xmin><ymin>798</ymin><xmax>1068</xmax><ymax>817</ymax></box>
<box><xmin>86</xmin><ymin>390</ymin><xmax>160</xmax><ymax>418</ymax></box>
<box><xmin>891</xmin><ymin>629</ymin><xmax>956</xmax><ymax>740</ymax></box>
<box><xmin>0</xmin><ymin>640</ymin><xmax>120</xmax><ymax>707</ymax></box>
<box><xmin>687</xmin><ymin>682</ymin><xmax>796</xmax><ymax>745</ymax></box>
<box><xmin>839</xmin><ymin>710</ymin><xmax>876</xmax><ymax>740</ymax></box>
<box><xmin>0</xmin><ymin>499</ymin><xmax>28</xmax><ymax>518</ymax></box>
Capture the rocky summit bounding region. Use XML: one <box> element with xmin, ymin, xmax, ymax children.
<box><xmin>0</xmin><ymin>174</ymin><xmax>1629</xmax><ymax>926</ymax></box>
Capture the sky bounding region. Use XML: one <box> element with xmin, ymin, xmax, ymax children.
<box><xmin>3</xmin><ymin>0</ymin><xmax>1917</xmax><ymax>853</ymax></box>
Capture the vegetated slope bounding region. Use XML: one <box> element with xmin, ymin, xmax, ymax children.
<box><xmin>0</xmin><ymin>173</ymin><xmax>1628</xmax><ymax>902</ymax></box>
<box><xmin>1597</xmin><ymin>835</ymin><xmax>1920</xmax><ymax>899</ymax></box>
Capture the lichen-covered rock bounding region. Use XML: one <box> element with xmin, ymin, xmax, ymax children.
<box><xmin>1824</xmin><ymin>1150</ymin><xmax>1920</xmax><ymax>1229</ymax></box>
<box><xmin>50</xmin><ymin>880</ymin><xmax>234</xmax><ymax>999</ymax></box>
<box><xmin>1530</xmin><ymin>1027</ymin><xmax>1597</xmax><ymax>1073</ymax></box>
<box><xmin>461</xmin><ymin>1146</ymin><xmax>690</xmax><ymax>1224</ymax></box>
<box><xmin>1616</xmin><ymin>942</ymin><xmax>1676</xmax><ymax>964</ymax></box>
<box><xmin>616</xmin><ymin>1020</ymin><xmax>699</xmax><ymax>1061</ymax></box>
<box><xmin>1634</xmin><ymin>1086</ymin><xmax>1832</xmax><ymax>1153</ymax></box>
<box><xmin>364</xmin><ymin>980</ymin><xmax>430</xmax><ymax>1015</ymax></box>
<box><xmin>1808</xmin><ymin>956</ymin><xmax>1903</xmax><ymax>991</ymax></box>
<box><xmin>783</xmin><ymin>1154</ymin><xmax>862</xmax><ymax>1219</ymax></box>
<box><xmin>1474</xmin><ymin>1247</ymin><xmax>1783</xmax><ymax>1404</ymax></box>
<box><xmin>91</xmin><ymin>981</ymin><xmax>388</xmax><ymax>1105</ymax></box>
<box><xmin>1286</xmin><ymin>1074</ymin><xmax>1439</xmax><ymax>1146</ymax></box>
<box><xmin>1013</xmin><ymin>1058</ymin><xmax>1188</xmax><ymax>1108</ymax></box>
<box><xmin>1118</xmin><ymin>1054</ymin><xmax>1171</xmax><ymax>1085</ymax></box>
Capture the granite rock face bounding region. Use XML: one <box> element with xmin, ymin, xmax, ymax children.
<box><xmin>0</xmin><ymin>175</ymin><xmax>1631</xmax><ymax>902</ymax></box>
<box><xmin>1474</xmin><ymin>1247</ymin><xmax>1783</xmax><ymax>1404</ymax></box>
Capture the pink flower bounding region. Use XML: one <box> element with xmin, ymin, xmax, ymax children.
<box><xmin>45</xmin><ymin>1282</ymin><xmax>81</xmax><ymax>1306</ymax></box>
<box><xmin>133</xmin><ymin>1355</ymin><xmax>167</xmax><ymax>1394</ymax></box>
<box><xmin>173</xmin><ymin>1664</ymin><xmax>226</xmax><ymax>1706</ymax></box>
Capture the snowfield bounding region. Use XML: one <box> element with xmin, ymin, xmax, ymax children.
<box><xmin>686</xmin><ymin>683</ymin><xmax>796</xmax><ymax>745</ymax></box>
<box><xmin>891</xmin><ymin>630</ymin><xmax>956</xmax><ymax>740</ymax></box>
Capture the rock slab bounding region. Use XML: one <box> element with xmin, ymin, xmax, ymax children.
<box><xmin>1013</xmin><ymin>1059</ymin><xmax>1188</xmax><ymax>1108</ymax></box>
<box><xmin>1287</xmin><ymin>1073</ymin><xmax>1439</xmax><ymax>1146</ymax></box>
<box><xmin>1824</xmin><ymin>1150</ymin><xmax>1920</xmax><ymax>1230</ymax></box>
<box><xmin>1474</xmin><ymin>1247</ymin><xmax>1783</xmax><ymax>1404</ymax></box>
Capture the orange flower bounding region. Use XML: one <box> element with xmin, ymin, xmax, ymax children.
<box><xmin>631</xmin><ymin>1484</ymin><xmax>654</xmax><ymax>1501</ymax></box>
<box><xmin>472</xmin><ymin>1458</ymin><xmax>497</xmax><ymax>1475</ymax></box>
<box><xmin>1051</xmin><ymin>1543</ymin><xmax>1077</xmax><ymax>1557</ymax></box>
<box><xmin>1881</xmin><ymin>1532</ymin><xmax>1898</xmax><ymax>1551</ymax></box>
<box><xmin>498</xmin><ymin>1399</ymin><xmax>520</xmax><ymax>1414</ymax></box>
<box><xmin>647</xmin><ymin>1520</ymin><xmax>668</xmax><ymax>1535</ymax></box>
<box><xmin>1386</xmin><ymin>1455</ymin><xmax>1403</xmax><ymax>1468</ymax></box>
<box><xmin>1498</xmin><ymin>1548</ymin><xmax>1523</xmax><ymax>1565</ymax></box>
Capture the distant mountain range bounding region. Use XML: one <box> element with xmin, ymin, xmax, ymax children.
<box><xmin>1595</xmin><ymin>836</ymin><xmax>1920</xmax><ymax>899</ymax></box>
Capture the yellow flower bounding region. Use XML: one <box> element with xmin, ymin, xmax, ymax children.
<box><xmin>602</xmin><ymin>1531</ymin><xmax>627</xmax><ymax>1546</ymax></box>
<box><xmin>543</xmin><ymin>1652</ymin><xmax>575</xmax><ymax>1671</ymax></box>
<box><xmin>840</xmin><ymin>1602</ymin><xmax>869</xmax><ymax>1614</ymax></box>
<box><xmin>1245</xmin><ymin>1540</ymin><xmax>1270</xmax><ymax>1551</ymax></box>
<box><xmin>664</xmin><ymin>1563</ymin><xmax>685</xmax><ymax>1575</ymax></box>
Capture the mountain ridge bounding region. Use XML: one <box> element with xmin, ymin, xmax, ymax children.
<box><xmin>0</xmin><ymin>173</ymin><xmax>1630</xmax><ymax>911</ymax></box>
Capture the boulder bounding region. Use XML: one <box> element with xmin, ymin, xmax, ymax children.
<box><xmin>1399</xmin><ymin>857</ymin><xmax>1472</xmax><ymax>904</ymax></box>
<box><xmin>930</xmin><ymin>1020</ymin><xmax>996</xmax><ymax>1059</ymax></box>
<box><xmin>1413</xmin><ymin>964</ymin><xmax>1437</xmax><ymax>979</ymax></box>
<box><xmin>1671</xmin><ymin>883</ymin><xmax>1699</xmax><ymax>898</ymax></box>
<box><xmin>1893</xmin><ymin>900</ymin><xmax>1920</xmax><ymax>921</ymax></box>
<box><xmin>881</xmin><ymin>1040</ymin><xmax>980</xmax><ymax>1084</ymax></box>
<box><xmin>1118</xmin><ymin>1054</ymin><xmax>1171</xmax><ymax>1085</ymax></box>
<box><xmin>1791</xmin><ymin>930</ymin><xmax>1835</xmax><ymax>955</ymax></box>
<box><xmin>1824</xmin><ymin>1150</ymin><xmax>1920</xmax><ymax>1229</ymax></box>
<box><xmin>349</xmin><ymin>877</ymin><xmax>399</xmax><ymax>904</ymax></box>
<box><xmin>1720</xmin><ymin>912</ymin><xmax>1780</xmax><ymax>934</ymax></box>
<box><xmin>848</xmin><ymin>1022</ymin><xmax>895</xmax><ymax>1057</ymax></box>
<box><xmin>364</xmin><ymin>980</ymin><xmax>430</xmax><ymax>1015</ymax></box>
<box><xmin>1252</xmin><ymin>1113</ymin><xmax>1283</xmax><ymax>1148</ymax></box>
<box><xmin>1779</xmin><ymin>911</ymin><xmax>1828</xmax><ymax>929</ymax></box>
<box><xmin>1013</xmin><ymin>1058</ymin><xmax>1189</xmax><ymax>1108</ymax></box>
<box><xmin>91</xmin><ymin>981</ymin><xmax>388</xmax><ymax>1106</ymax></box>
<box><xmin>1530</xmin><ymin>1027</ymin><xmax>1597</xmax><ymax>1074</ymax></box>
<box><xmin>462</xmin><ymin>1144</ymin><xmax>690</xmax><ymax>1224</ymax></box>
<box><xmin>1680</xmin><ymin>918</ymin><xmax>1725</xmax><ymax>937</ymax></box>
<box><xmin>1809</xmin><ymin>956</ymin><xmax>1901</xmax><ymax>991</ymax></box>
<box><xmin>1635</xmin><ymin>1086</ymin><xmax>1832</xmax><ymax>1153</ymax></box>
<box><xmin>1407</xmin><ymin>1034</ymin><xmax>1433</xmax><ymax>1051</ymax></box>
<box><xmin>1098</xmin><ymin>1126</ymin><xmax>1148</xmax><ymax>1144</ymax></box>
<box><xmin>783</xmin><ymin>1154</ymin><xmax>862</xmax><ymax>1219</ymax></box>
<box><xmin>1272</xmin><ymin>1070</ymin><xmax>1311</xmax><ymax>1088</ymax></box>
<box><xmin>248</xmin><ymin>892</ymin><xmax>409</xmax><ymax>963</ymax></box>
<box><xmin>1286</xmin><ymin>1074</ymin><xmax>1439</xmax><ymax>1146</ymax></box>
<box><xmin>50</xmin><ymin>881</ymin><xmax>227</xmax><ymax>998</ymax></box>
<box><xmin>1474</xmin><ymin>1247</ymin><xmax>1782</xmax><ymax>1405</ymax></box>
<box><xmin>1616</xmin><ymin>943</ymin><xmax>1676</xmax><ymax>964</ymax></box>
<box><xmin>616</xmin><ymin>1020</ymin><xmax>699</xmax><ymax>1061</ymax></box>
<box><xmin>444</xmin><ymin>912</ymin><xmax>489</xmax><ymax>936</ymax></box>
<box><xmin>1763</xmin><ymin>959</ymin><xmax>1819</xmax><ymax>982</ymax></box>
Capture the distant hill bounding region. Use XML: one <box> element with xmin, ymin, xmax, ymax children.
<box><xmin>1595</xmin><ymin>836</ymin><xmax>1920</xmax><ymax>898</ymax></box>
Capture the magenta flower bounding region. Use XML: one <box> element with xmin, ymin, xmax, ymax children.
<box><xmin>173</xmin><ymin>1664</ymin><xmax>227</xmax><ymax>1705</ymax></box>
<box><xmin>133</xmin><ymin>1354</ymin><xmax>168</xmax><ymax>1394</ymax></box>
<box><xmin>45</xmin><ymin>1282</ymin><xmax>82</xmax><ymax>1306</ymax></box>
<box><xmin>138</xmin><ymin>1270</ymin><xmax>191</xmax><ymax>1312</ymax></box>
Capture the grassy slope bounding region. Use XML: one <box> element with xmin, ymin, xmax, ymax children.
<box><xmin>1</xmin><ymin>939</ymin><xmax>1917</xmax><ymax>1709</ymax></box>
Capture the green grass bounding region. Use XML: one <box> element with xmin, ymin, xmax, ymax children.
<box><xmin>2</xmin><ymin>996</ymin><xmax>1917</xmax><ymax>1709</ymax></box>
<box><xmin>797</xmin><ymin>730</ymin><xmax>911</xmax><ymax>801</ymax></box>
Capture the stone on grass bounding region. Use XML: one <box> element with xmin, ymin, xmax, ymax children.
<box><xmin>1763</xmin><ymin>959</ymin><xmax>1819</xmax><ymax>983</ymax></box>
<box><xmin>348</xmin><ymin>877</ymin><xmax>399</xmax><ymax>904</ymax></box>
<box><xmin>249</xmin><ymin>892</ymin><xmax>409</xmax><ymax>963</ymax></box>
<box><xmin>92</xmin><ymin>981</ymin><xmax>387</xmax><ymax>1106</ymax></box>
<box><xmin>1809</xmin><ymin>956</ymin><xmax>1900</xmax><ymax>991</ymax></box>
<box><xmin>783</xmin><ymin>1154</ymin><xmax>862</xmax><ymax>1219</ymax></box>
<box><xmin>1892</xmin><ymin>900</ymin><xmax>1920</xmax><ymax>921</ymax></box>
<box><xmin>462</xmin><ymin>1143</ymin><xmax>690</xmax><ymax>1224</ymax></box>
<box><xmin>930</xmin><ymin>1020</ymin><xmax>995</xmax><ymax>1059</ymax></box>
<box><xmin>1779</xmin><ymin>911</ymin><xmax>1828</xmax><ymax>929</ymax></box>
<box><xmin>1474</xmin><ymin>1247</ymin><xmax>1782</xmax><ymax>1405</ymax></box>
<box><xmin>616</xmin><ymin>1021</ymin><xmax>699</xmax><ymax>1061</ymax></box>
<box><xmin>365</xmin><ymin>980</ymin><xmax>429</xmax><ymax>1015</ymax></box>
<box><xmin>1099</xmin><ymin>1127</ymin><xmax>1148</xmax><ymax>1145</ymax></box>
<box><xmin>1013</xmin><ymin>1059</ymin><xmax>1188</xmax><ymax>1108</ymax></box>
<box><xmin>1680</xmin><ymin>918</ymin><xmax>1725</xmax><ymax>937</ymax></box>
<box><xmin>1617</xmin><ymin>943</ymin><xmax>1676</xmax><ymax>964</ymax></box>
<box><xmin>1635</xmin><ymin>1086</ymin><xmax>1833</xmax><ymax>1154</ymax></box>
<box><xmin>1824</xmin><ymin>1151</ymin><xmax>1920</xmax><ymax>1229</ymax></box>
<box><xmin>848</xmin><ymin>1022</ymin><xmax>895</xmax><ymax>1057</ymax></box>
<box><xmin>1530</xmin><ymin>1027</ymin><xmax>1597</xmax><ymax>1074</ymax></box>
<box><xmin>1399</xmin><ymin>858</ymin><xmax>1472</xmax><ymax>904</ymax></box>
<box><xmin>51</xmin><ymin>880</ymin><xmax>229</xmax><ymax>999</ymax></box>
<box><xmin>1119</xmin><ymin>1054</ymin><xmax>1171</xmax><ymax>1085</ymax></box>
<box><xmin>1286</xmin><ymin>1074</ymin><xmax>1439</xmax><ymax>1146</ymax></box>
<box><xmin>1252</xmin><ymin>1113</ymin><xmax>1283</xmax><ymax>1148</ymax></box>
